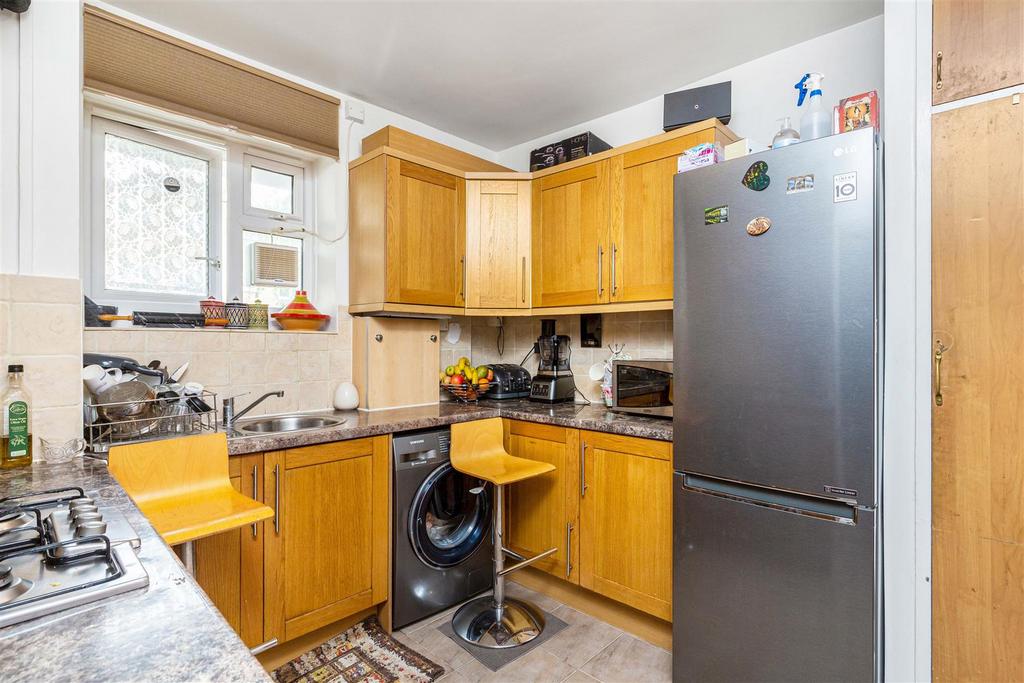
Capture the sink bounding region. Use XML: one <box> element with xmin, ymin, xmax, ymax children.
<box><xmin>235</xmin><ymin>415</ymin><xmax>345</xmax><ymax>434</ymax></box>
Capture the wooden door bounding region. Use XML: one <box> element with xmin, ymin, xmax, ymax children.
<box><xmin>386</xmin><ymin>157</ymin><xmax>466</xmax><ymax>306</ymax></box>
<box><xmin>609</xmin><ymin>131</ymin><xmax>715</xmax><ymax>303</ymax></box>
<box><xmin>932</xmin><ymin>97</ymin><xmax>1024</xmax><ymax>681</ymax></box>
<box><xmin>933</xmin><ymin>0</ymin><xmax>1024</xmax><ymax>104</ymax></box>
<box><xmin>263</xmin><ymin>437</ymin><xmax>390</xmax><ymax>643</ymax></box>
<box><xmin>531</xmin><ymin>160</ymin><xmax>610</xmax><ymax>307</ymax></box>
<box><xmin>465</xmin><ymin>180</ymin><xmax>531</xmax><ymax>310</ymax></box>
<box><xmin>352</xmin><ymin>316</ymin><xmax>441</xmax><ymax>410</ymax></box>
<box><xmin>193</xmin><ymin>453</ymin><xmax>265</xmax><ymax>648</ymax></box>
<box><xmin>579</xmin><ymin>431</ymin><xmax>672</xmax><ymax>620</ymax></box>
<box><xmin>504</xmin><ymin>421</ymin><xmax>580</xmax><ymax>582</ymax></box>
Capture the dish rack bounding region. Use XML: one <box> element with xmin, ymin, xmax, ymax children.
<box><xmin>84</xmin><ymin>390</ymin><xmax>219</xmax><ymax>455</ymax></box>
<box><xmin>440</xmin><ymin>382</ymin><xmax>493</xmax><ymax>403</ymax></box>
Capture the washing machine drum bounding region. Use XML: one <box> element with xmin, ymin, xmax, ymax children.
<box><xmin>410</xmin><ymin>463</ymin><xmax>490</xmax><ymax>569</ymax></box>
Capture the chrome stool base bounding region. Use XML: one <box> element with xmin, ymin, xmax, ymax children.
<box><xmin>451</xmin><ymin>596</ymin><xmax>545</xmax><ymax>649</ymax></box>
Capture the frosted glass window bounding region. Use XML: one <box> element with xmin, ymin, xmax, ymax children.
<box><xmin>103</xmin><ymin>134</ymin><xmax>210</xmax><ymax>296</ymax></box>
<box><xmin>250</xmin><ymin>166</ymin><xmax>294</xmax><ymax>215</ymax></box>
<box><xmin>243</xmin><ymin>230</ymin><xmax>303</xmax><ymax>308</ymax></box>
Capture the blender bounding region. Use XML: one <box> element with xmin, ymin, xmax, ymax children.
<box><xmin>529</xmin><ymin>320</ymin><xmax>576</xmax><ymax>403</ymax></box>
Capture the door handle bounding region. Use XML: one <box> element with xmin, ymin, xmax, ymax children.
<box><xmin>521</xmin><ymin>256</ymin><xmax>527</xmax><ymax>304</ymax></box>
<box><xmin>934</xmin><ymin>343</ymin><xmax>945</xmax><ymax>406</ymax></box>
<box><xmin>597</xmin><ymin>246</ymin><xmax>604</xmax><ymax>297</ymax></box>
<box><xmin>565</xmin><ymin>522</ymin><xmax>574</xmax><ymax>579</ymax></box>
<box><xmin>935</xmin><ymin>51</ymin><xmax>943</xmax><ymax>91</ymax></box>
<box><xmin>273</xmin><ymin>463</ymin><xmax>281</xmax><ymax>533</ymax></box>
<box><xmin>459</xmin><ymin>257</ymin><xmax>466</xmax><ymax>302</ymax></box>
<box><xmin>580</xmin><ymin>440</ymin><xmax>588</xmax><ymax>498</ymax></box>
<box><xmin>251</xmin><ymin>464</ymin><xmax>259</xmax><ymax>538</ymax></box>
<box><xmin>611</xmin><ymin>243</ymin><xmax>618</xmax><ymax>297</ymax></box>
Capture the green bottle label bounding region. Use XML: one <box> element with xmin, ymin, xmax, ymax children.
<box><xmin>7</xmin><ymin>401</ymin><xmax>28</xmax><ymax>458</ymax></box>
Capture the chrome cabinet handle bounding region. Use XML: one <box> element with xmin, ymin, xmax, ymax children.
<box><xmin>521</xmin><ymin>256</ymin><xmax>527</xmax><ymax>303</ymax></box>
<box><xmin>459</xmin><ymin>257</ymin><xmax>465</xmax><ymax>301</ymax></box>
<box><xmin>580</xmin><ymin>440</ymin><xmax>587</xmax><ymax>498</ymax></box>
<box><xmin>565</xmin><ymin>522</ymin><xmax>574</xmax><ymax>579</ymax></box>
<box><xmin>611</xmin><ymin>243</ymin><xmax>618</xmax><ymax>296</ymax></box>
<box><xmin>251</xmin><ymin>464</ymin><xmax>259</xmax><ymax>538</ymax></box>
<box><xmin>934</xmin><ymin>344</ymin><xmax>945</xmax><ymax>406</ymax></box>
<box><xmin>935</xmin><ymin>51</ymin><xmax>943</xmax><ymax>91</ymax></box>
<box><xmin>597</xmin><ymin>246</ymin><xmax>604</xmax><ymax>297</ymax></box>
<box><xmin>273</xmin><ymin>463</ymin><xmax>281</xmax><ymax>533</ymax></box>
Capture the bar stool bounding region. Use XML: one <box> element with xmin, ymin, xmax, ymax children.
<box><xmin>108</xmin><ymin>433</ymin><xmax>273</xmax><ymax>574</ymax></box>
<box><xmin>449</xmin><ymin>418</ymin><xmax>557</xmax><ymax>649</ymax></box>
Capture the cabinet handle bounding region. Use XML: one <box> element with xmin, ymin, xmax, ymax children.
<box><xmin>934</xmin><ymin>344</ymin><xmax>945</xmax><ymax>407</ymax></box>
<box><xmin>611</xmin><ymin>243</ymin><xmax>618</xmax><ymax>297</ymax></box>
<box><xmin>273</xmin><ymin>463</ymin><xmax>281</xmax><ymax>533</ymax></box>
<box><xmin>459</xmin><ymin>257</ymin><xmax>465</xmax><ymax>302</ymax></box>
<box><xmin>935</xmin><ymin>51</ymin><xmax>943</xmax><ymax>91</ymax></box>
<box><xmin>251</xmin><ymin>464</ymin><xmax>259</xmax><ymax>538</ymax></box>
<box><xmin>521</xmin><ymin>256</ymin><xmax>527</xmax><ymax>304</ymax></box>
<box><xmin>565</xmin><ymin>522</ymin><xmax>574</xmax><ymax>579</ymax></box>
<box><xmin>580</xmin><ymin>440</ymin><xmax>588</xmax><ymax>498</ymax></box>
<box><xmin>597</xmin><ymin>246</ymin><xmax>604</xmax><ymax>297</ymax></box>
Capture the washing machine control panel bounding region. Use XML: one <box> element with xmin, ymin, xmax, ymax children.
<box><xmin>393</xmin><ymin>427</ymin><xmax>450</xmax><ymax>470</ymax></box>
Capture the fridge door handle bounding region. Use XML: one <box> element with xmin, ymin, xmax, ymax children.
<box><xmin>683</xmin><ymin>474</ymin><xmax>857</xmax><ymax>525</ymax></box>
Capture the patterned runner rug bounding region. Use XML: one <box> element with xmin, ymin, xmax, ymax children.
<box><xmin>271</xmin><ymin>617</ymin><xmax>445</xmax><ymax>683</ymax></box>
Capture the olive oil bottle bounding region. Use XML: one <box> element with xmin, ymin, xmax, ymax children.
<box><xmin>2</xmin><ymin>364</ymin><xmax>32</xmax><ymax>469</ymax></box>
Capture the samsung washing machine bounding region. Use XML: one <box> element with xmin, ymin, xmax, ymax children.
<box><xmin>392</xmin><ymin>427</ymin><xmax>493</xmax><ymax>629</ymax></box>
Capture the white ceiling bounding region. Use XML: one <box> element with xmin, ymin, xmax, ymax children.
<box><xmin>107</xmin><ymin>0</ymin><xmax>882</xmax><ymax>151</ymax></box>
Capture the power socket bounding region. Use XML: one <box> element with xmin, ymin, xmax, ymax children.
<box><xmin>344</xmin><ymin>101</ymin><xmax>365</xmax><ymax>123</ymax></box>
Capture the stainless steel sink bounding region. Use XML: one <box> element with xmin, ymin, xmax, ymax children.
<box><xmin>234</xmin><ymin>414</ymin><xmax>345</xmax><ymax>435</ymax></box>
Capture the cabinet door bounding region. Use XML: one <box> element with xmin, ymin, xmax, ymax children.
<box><xmin>609</xmin><ymin>132</ymin><xmax>714</xmax><ymax>303</ymax></box>
<box><xmin>933</xmin><ymin>0</ymin><xmax>1024</xmax><ymax>104</ymax></box>
<box><xmin>263</xmin><ymin>437</ymin><xmax>389</xmax><ymax>643</ymax></box>
<box><xmin>932</xmin><ymin>97</ymin><xmax>1024</xmax><ymax>682</ymax></box>
<box><xmin>193</xmin><ymin>454</ymin><xmax>265</xmax><ymax>648</ymax></box>
<box><xmin>504</xmin><ymin>421</ymin><xmax>580</xmax><ymax>582</ymax></box>
<box><xmin>387</xmin><ymin>157</ymin><xmax>466</xmax><ymax>306</ymax></box>
<box><xmin>466</xmin><ymin>180</ymin><xmax>531</xmax><ymax>309</ymax></box>
<box><xmin>579</xmin><ymin>431</ymin><xmax>672</xmax><ymax>620</ymax></box>
<box><xmin>531</xmin><ymin>160</ymin><xmax>610</xmax><ymax>307</ymax></box>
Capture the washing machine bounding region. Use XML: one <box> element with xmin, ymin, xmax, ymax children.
<box><xmin>392</xmin><ymin>427</ymin><xmax>493</xmax><ymax>629</ymax></box>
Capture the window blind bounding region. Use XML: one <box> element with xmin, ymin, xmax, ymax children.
<box><xmin>83</xmin><ymin>5</ymin><xmax>340</xmax><ymax>158</ymax></box>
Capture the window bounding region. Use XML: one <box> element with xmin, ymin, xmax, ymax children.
<box><xmin>87</xmin><ymin>111</ymin><xmax>315</xmax><ymax>313</ymax></box>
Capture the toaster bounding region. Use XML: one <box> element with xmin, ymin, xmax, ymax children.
<box><xmin>485</xmin><ymin>364</ymin><xmax>532</xmax><ymax>399</ymax></box>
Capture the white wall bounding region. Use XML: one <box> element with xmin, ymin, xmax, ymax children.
<box><xmin>495</xmin><ymin>15</ymin><xmax>883</xmax><ymax>170</ymax></box>
<box><xmin>1</xmin><ymin>8</ymin><xmax>21</xmax><ymax>273</ymax></box>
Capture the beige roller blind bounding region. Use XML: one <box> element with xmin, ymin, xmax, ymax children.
<box><xmin>84</xmin><ymin>5</ymin><xmax>340</xmax><ymax>158</ymax></box>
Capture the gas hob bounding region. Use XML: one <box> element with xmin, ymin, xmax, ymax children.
<box><xmin>0</xmin><ymin>487</ymin><xmax>149</xmax><ymax>629</ymax></box>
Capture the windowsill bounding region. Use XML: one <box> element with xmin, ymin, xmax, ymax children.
<box><xmin>84</xmin><ymin>326</ymin><xmax>338</xmax><ymax>335</ymax></box>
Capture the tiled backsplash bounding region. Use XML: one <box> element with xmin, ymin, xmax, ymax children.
<box><xmin>0</xmin><ymin>274</ymin><xmax>85</xmax><ymax>449</ymax></box>
<box><xmin>84</xmin><ymin>313</ymin><xmax>354</xmax><ymax>416</ymax></box>
<box><xmin>441</xmin><ymin>311</ymin><xmax>673</xmax><ymax>402</ymax></box>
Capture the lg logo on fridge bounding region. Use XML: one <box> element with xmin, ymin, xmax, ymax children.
<box><xmin>833</xmin><ymin>172</ymin><xmax>858</xmax><ymax>203</ymax></box>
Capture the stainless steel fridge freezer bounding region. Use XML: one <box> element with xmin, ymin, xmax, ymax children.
<box><xmin>672</xmin><ymin>128</ymin><xmax>881</xmax><ymax>682</ymax></box>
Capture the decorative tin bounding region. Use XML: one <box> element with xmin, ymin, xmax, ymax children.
<box><xmin>199</xmin><ymin>296</ymin><xmax>225</xmax><ymax>325</ymax></box>
<box><xmin>225</xmin><ymin>297</ymin><xmax>250</xmax><ymax>329</ymax></box>
<box><xmin>248</xmin><ymin>299</ymin><xmax>269</xmax><ymax>329</ymax></box>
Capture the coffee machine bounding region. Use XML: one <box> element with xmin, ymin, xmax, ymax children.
<box><xmin>529</xmin><ymin>320</ymin><xmax>576</xmax><ymax>403</ymax></box>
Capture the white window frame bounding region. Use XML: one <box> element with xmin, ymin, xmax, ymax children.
<box><xmin>89</xmin><ymin>116</ymin><xmax>224</xmax><ymax>308</ymax></box>
<box><xmin>243</xmin><ymin>153</ymin><xmax>304</xmax><ymax>222</ymax></box>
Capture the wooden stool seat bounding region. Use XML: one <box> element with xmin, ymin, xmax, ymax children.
<box><xmin>450</xmin><ymin>418</ymin><xmax>554</xmax><ymax>485</ymax></box>
<box><xmin>108</xmin><ymin>433</ymin><xmax>273</xmax><ymax>546</ymax></box>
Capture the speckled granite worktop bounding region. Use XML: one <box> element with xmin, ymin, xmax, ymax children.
<box><xmin>0</xmin><ymin>459</ymin><xmax>270</xmax><ymax>682</ymax></box>
<box><xmin>227</xmin><ymin>399</ymin><xmax>672</xmax><ymax>455</ymax></box>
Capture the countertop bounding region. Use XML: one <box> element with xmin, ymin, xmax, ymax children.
<box><xmin>0</xmin><ymin>459</ymin><xmax>270</xmax><ymax>683</ymax></box>
<box><xmin>227</xmin><ymin>399</ymin><xmax>672</xmax><ymax>455</ymax></box>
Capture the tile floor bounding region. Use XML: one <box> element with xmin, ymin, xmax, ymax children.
<box><xmin>392</xmin><ymin>581</ymin><xmax>672</xmax><ymax>683</ymax></box>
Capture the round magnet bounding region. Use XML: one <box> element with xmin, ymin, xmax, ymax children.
<box><xmin>746</xmin><ymin>216</ymin><xmax>772</xmax><ymax>236</ymax></box>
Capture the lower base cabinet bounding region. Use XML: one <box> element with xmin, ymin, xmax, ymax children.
<box><xmin>191</xmin><ymin>437</ymin><xmax>390</xmax><ymax>649</ymax></box>
<box><xmin>504</xmin><ymin>421</ymin><xmax>673</xmax><ymax>620</ymax></box>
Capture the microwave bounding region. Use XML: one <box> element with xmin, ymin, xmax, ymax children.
<box><xmin>611</xmin><ymin>359</ymin><xmax>673</xmax><ymax>418</ymax></box>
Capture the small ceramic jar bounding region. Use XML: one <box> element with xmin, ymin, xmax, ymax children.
<box><xmin>199</xmin><ymin>296</ymin><xmax>225</xmax><ymax>324</ymax></box>
<box><xmin>225</xmin><ymin>297</ymin><xmax>249</xmax><ymax>329</ymax></box>
<box><xmin>248</xmin><ymin>299</ymin><xmax>269</xmax><ymax>329</ymax></box>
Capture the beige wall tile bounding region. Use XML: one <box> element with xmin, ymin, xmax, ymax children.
<box><xmin>192</xmin><ymin>330</ymin><xmax>231</xmax><ymax>352</ymax></box>
<box><xmin>296</xmin><ymin>332</ymin><xmax>329</xmax><ymax>351</ymax></box>
<box><xmin>229</xmin><ymin>332</ymin><xmax>266</xmax><ymax>352</ymax></box>
<box><xmin>296</xmin><ymin>381</ymin><xmax>331</xmax><ymax>412</ymax></box>
<box><xmin>85</xmin><ymin>330</ymin><xmax>147</xmax><ymax>355</ymax></box>
<box><xmin>188</xmin><ymin>352</ymin><xmax>230</xmax><ymax>386</ymax></box>
<box><xmin>16</xmin><ymin>355</ymin><xmax>82</xmax><ymax>409</ymax></box>
<box><xmin>144</xmin><ymin>330</ymin><xmax>194</xmax><ymax>353</ymax></box>
<box><xmin>33</xmin><ymin>405</ymin><xmax>83</xmax><ymax>446</ymax></box>
<box><xmin>9</xmin><ymin>303</ymin><xmax>82</xmax><ymax>356</ymax></box>
<box><xmin>229</xmin><ymin>353</ymin><xmax>269</xmax><ymax>385</ymax></box>
<box><xmin>266</xmin><ymin>332</ymin><xmax>300</xmax><ymax>352</ymax></box>
<box><xmin>9</xmin><ymin>274</ymin><xmax>81</xmax><ymax>304</ymax></box>
<box><xmin>0</xmin><ymin>303</ymin><xmax>8</xmax><ymax>357</ymax></box>
<box><xmin>264</xmin><ymin>351</ymin><xmax>300</xmax><ymax>384</ymax></box>
<box><xmin>329</xmin><ymin>349</ymin><xmax>351</xmax><ymax>381</ymax></box>
<box><xmin>299</xmin><ymin>351</ymin><xmax>329</xmax><ymax>381</ymax></box>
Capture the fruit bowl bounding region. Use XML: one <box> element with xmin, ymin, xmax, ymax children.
<box><xmin>441</xmin><ymin>381</ymin><xmax>493</xmax><ymax>403</ymax></box>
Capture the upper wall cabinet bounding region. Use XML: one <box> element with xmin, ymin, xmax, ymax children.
<box><xmin>466</xmin><ymin>180</ymin><xmax>531</xmax><ymax>311</ymax></box>
<box><xmin>933</xmin><ymin>0</ymin><xmax>1024</xmax><ymax>104</ymax></box>
<box><xmin>532</xmin><ymin>160</ymin><xmax>611</xmax><ymax>307</ymax></box>
<box><xmin>349</xmin><ymin>154</ymin><xmax>466</xmax><ymax>313</ymax></box>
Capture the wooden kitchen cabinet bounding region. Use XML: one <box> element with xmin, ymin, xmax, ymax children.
<box><xmin>465</xmin><ymin>179</ymin><xmax>531</xmax><ymax>311</ymax></box>
<box><xmin>531</xmin><ymin>160</ymin><xmax>611</xmax><ymax>307</ymax></box>
<box><xmin>263</xmin><ymin>437</ymin><xmax>390</xmax><ymax>643</ymax></box>
<box><xmin>352</xmin><ymin>316</ymin><xmax>441</xmax><ymax>410</ymax></box>
<box><xmin>933</xmin><ymin>0</ymin><xmax>1024</xmax><ymax>104</ymax></box>
<box><xmin>579</xmin><ymin>431</ymin><xmax>672</xmax><ymax>621</ymax></box>
<box><xmin>193</xmin><ymin>454</ymin><xmax>266</xmax><ymax>648</ymax></box>
<box><xmin>609</xmin><ymin>128</ymin><xmax>721</xmax><ymax>303</ymax></box>
<box><xmin>504</xmin><ymin>421</ymin><xmax>580</xmax><ymax>582</ymax></box>
<box><xmin>349</xmin><ymin>153</ymin><xmax>466</xmax><ymax>312</ymax></box>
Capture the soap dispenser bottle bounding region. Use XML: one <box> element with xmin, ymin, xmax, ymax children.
<box><xmin>795</xmin><ymin>72</ymin><xmax>829</xmax><ymax>141</ymax></box>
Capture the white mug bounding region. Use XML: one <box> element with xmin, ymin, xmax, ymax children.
<box><xmin>82</xmin><ymin>364</ymin><xmax>122</xmax><ymax>394</ymax></box>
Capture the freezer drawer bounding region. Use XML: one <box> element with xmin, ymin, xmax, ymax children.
<box><xmin>673</xmin><ymin>473</ymin><xmax>876</xmax><ymax>683</ymax></box>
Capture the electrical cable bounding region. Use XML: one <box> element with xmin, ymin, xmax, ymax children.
<box><xmin>496</xmin><ymin>317</ymin><xmax>505</xmax><ymax>356</ymax></box>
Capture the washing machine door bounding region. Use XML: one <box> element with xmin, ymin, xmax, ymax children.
<box><xmin>409</xmin><ymin>463</ymin><xmax>490</xmax><ymax>568</ymax></box>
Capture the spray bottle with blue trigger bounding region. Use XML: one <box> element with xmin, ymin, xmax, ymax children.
<box><xmin>794</xmin><ymin>72</ymin><xmax>829</xmax><ymax>141</ymax></box>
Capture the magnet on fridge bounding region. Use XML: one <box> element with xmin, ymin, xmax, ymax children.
<box><xmin>741</xmin><ymin>161</ymin><xmax>770</xmax><ymax>191</ymax></box>
<box><xmin>746</xmin><ymin>216</ymin><xmax>772</xmax><ymax>236</ymax></box>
